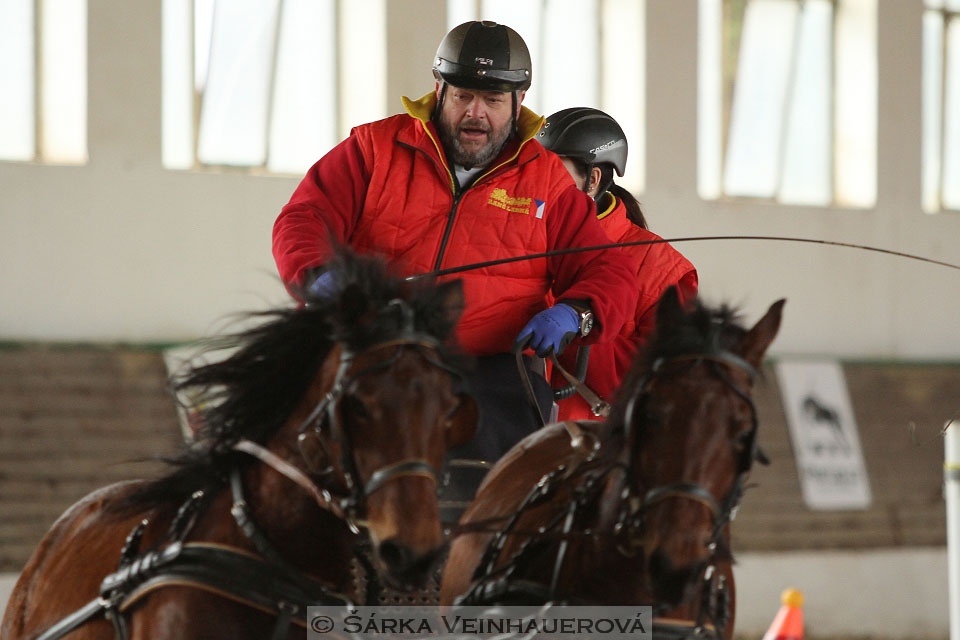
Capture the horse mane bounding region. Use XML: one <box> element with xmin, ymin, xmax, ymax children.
<box><xmin>110</xmin><ymin>249</ymin><xmax>467</xmax><ymax>516</ymax></box>
<box><xmin>607</xmin><ymin>291</ymin><xmax>748</xmax><ymax>428</ymax></box>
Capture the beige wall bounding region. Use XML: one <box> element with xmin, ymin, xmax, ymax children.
<box><xmin>1</xmin><ymin>0</ymin><xmax>958</xmax><ymax>359</ymax></box>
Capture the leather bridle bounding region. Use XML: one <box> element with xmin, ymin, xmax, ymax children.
<box><xmin>626</xmin><ymin>350</ymin><xmax>762</xmax><ymax>517</ymax></box>
<box><xmin>618</xmin><ymin>349</ymin><xmax>766</xmax><ymax>637</ymax></box>
<box><xmin>236</xmin><ymin>302</ymin><xmax>467</xmax><ymax>535</ymax></box>
<box><xmin>294</xmin><ymin>337</ymin><xmax>451</xmax><ymax>530</ymax></box>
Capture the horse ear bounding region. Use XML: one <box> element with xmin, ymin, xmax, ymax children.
<box><xmin>446</xmin><ymin>393</ymin><xmax>478</xmax><ymax>449</ymax></box>
<box><xmin>740</xmin><ymin>299</ymin><xmax>786</xmax><ymax>368</ymax></box>
<box><xmin>655</xmin><ymin>286</ymin><xmax>684</xmax><ymax>332</ymax></box>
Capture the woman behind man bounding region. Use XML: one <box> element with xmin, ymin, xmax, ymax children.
<box><xmin>538</xmin><ymin>107</ymin><xmax>699</xmax><ymax>421</ymax></box>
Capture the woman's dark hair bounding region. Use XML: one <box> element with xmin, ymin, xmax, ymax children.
<box><xmin>608</xmin><ymin>181</ymin><xmax>648</xmax><ymax>230</ymax></box>
<box><xmin>568</xmin><ymin>159</ymin><xmax>648</xmax><ymax>230</ymax></box>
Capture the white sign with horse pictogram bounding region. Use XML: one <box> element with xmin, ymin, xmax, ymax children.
<box><xmin>775</xmin><ymin>360</ymin><xmax>872</xmax><ymax>510</ymax></box>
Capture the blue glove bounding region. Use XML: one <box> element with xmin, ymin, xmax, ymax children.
<box><xmin>306</xmin><ymin>270</ymin><xmax>338</xmax><ymax>299</ymax></box>
<box><xmin>513</xmin><ymin>304</ymin><xmax>580</xmax><ymax>357</ymax></box>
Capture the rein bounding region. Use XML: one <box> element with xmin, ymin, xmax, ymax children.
<box><xmin>232</xmin><ymin>439</ymin><xmax>348</xmax><ymax>520</ymax></box>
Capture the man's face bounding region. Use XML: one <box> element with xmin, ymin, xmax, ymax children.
<box><xmin>435</xmin><ymin>84</ymin><xmax>523</xmax><ymax>168</ymax></box>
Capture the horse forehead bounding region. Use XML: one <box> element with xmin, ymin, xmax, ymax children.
<box><xmin>645</xmin><ymin>381</ymin><xmax>743</xmax><ymax>443</ymax></box>
<box><xmin>350</xmin><ymin>348</ymin><xmax>452</xmax><ymax>392</ymax></box>
<box><xmin>656</xmin><ymin>366</ymin><xmax>744</xmax><ymax>406</ymax></box>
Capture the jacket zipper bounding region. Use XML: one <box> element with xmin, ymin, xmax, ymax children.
<box><xmin>398</xmin><ymin>135</ymin><xmax>541</xmax><ymax>272</ymax></box>
<box><xmin>430</xmin><ymin>154</ymin><xmax>543</xmax><ymax>270</ymax></box>
<box><xmin>434</xmin><ymin>191</ymin><xmax>464</xmax><ymax>271</ymax></box>
<box><xmin>397</xmin><ymin>141</ymin><xmax>460</xmax><ymax>270</ymax></box>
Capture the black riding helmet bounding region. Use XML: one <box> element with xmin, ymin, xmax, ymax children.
<box><xmin>433</xmin><ymin>21</ymin><xmax>532</xmax><ymax>93</ymax></box>
<box><xmin>537</xmin><ymin>107</ymin><xmax>628</xmax><ymax>177</ymax></box>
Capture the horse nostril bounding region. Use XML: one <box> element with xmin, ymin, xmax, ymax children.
<box><xmin>649</xmin><ymin>548</ymin><xmax>674</xmax><ymax>579</ymax></box>
<box><xmin>378</xmin><ymin>539</ymin><xmax>415</xmax><ymax>572</ymax></box>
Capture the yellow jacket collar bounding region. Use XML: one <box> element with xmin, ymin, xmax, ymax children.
<box><xmin>402</xmin><ymin>92</ymin><xmax>545</xmax><ymax>144</ymax></box>
<box><xmin>597</xmin><ymin>193</ymin><xmax>618</xmax><ymax>220</ymax></box>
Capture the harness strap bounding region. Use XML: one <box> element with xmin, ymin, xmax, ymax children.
<box><xmin>454</xmin><ymin>577</ymin><xmax>563</xmax><ymax>606</ymax></box>
<box><xmin>641</xmin><ymin>482</ymin><xmax>723</xmax><ymax>519</ymax></box>
<box><xmin>105</xmin><ymin>607</ymin><xmax>128</xmax><ymax>640</ymax></box>
<box><xmin>363</xmin><ymin>458</ymin><xmax>436</xmax><ymax>495</ymax></box>
<box><xmin>114</xmin><ymin>543</ymin><xmax>351</xmax><ymax>617</ymax></box>
<box><xmin>652</xmin><ymin>352</ymin><xmax>759</xmax><ymax>385</ymax></box>
<box><xmin>233</xmin><ymin>439</ymin><xmax>347</xmax><ymax>520</ymax></box>
<box><xmin>515</xmin><ymin>348</ymin><xmax>610</xmax><ymax>427</ymax></box>
<box><xmin>230</xmin><ymin>470</ymin><xmax>299</xmax><ymax>570</ymax></box>
<box><xmin>270</xmin><ymin>602</ymin><xmax>297</xmax><ymax>640</ymax></box>
<box><xmin>549</xmin><ymin>352</ymin><xmax>611</xmax><ymax>418</ymax></box>
<box><xmin>515</xmin><ymin>348</ymin><xmax>549</xmax><ymax>427</ymax></box>
<box><xmin>552</xmin><ymin>346</ymin><xmax>591</xmax><ymax>401</ymax></box>
<box><xmin>35</xmin><ymin>598</ymin><xmax>109</xmax><ymax>640</ymax></box>
<box><xmin>37</xmin><ymin>540</ymin><xmax>347</xmax><ymax>640</ymax></box>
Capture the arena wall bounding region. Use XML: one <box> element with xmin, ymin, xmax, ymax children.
<box><xmin>2</xmin><ymin>1</ymin><xmax>958</xmax><ymax>637</ymax></box>
<box><xmin>0</xmin><ymin>1</ymin><xmax>958</xmax><ymax>359</ymax></box>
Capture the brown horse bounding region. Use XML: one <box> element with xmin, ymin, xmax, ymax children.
<box><xmin>440</xmin><ymin>288</ymin><xmax>784</xmax><ymax>639</ymax></box>
<box><xmin>3</xmin><ymin>252</ymin><xmax>476</xmax><ymax>640</ymax></box>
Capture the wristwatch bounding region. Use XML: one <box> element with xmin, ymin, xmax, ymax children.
<box><xmin>562</xmin><ymin>300</ymin><xmax>595</xmax><ymax>337</ymax></box>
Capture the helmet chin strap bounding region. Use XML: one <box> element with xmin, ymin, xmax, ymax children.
<box><xmin>583</xmin><ymin>167</ymin><xmax>615</xmax><ymax>204</ymax></box>
<box><xmin>434</xmin><ymin>82</ymin><xmax>448</xmax><ymax>120</ymax></box>
<box><xmin>581</xmin><ymin>164</ymin><xmax>599</xmax><ymax>200</ymax></box>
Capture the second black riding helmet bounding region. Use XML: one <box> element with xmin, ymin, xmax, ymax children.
<box><xmin>537</xmin><ymin>107</ymin><xmax>628</xmax><ymax>177</ymax></box>
<box><xmin>432</xmin><ymin>21</ymin><xmax>532</xmax><ymax>92</ymax></box>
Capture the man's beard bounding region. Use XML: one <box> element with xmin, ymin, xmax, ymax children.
<box><xmin>437</xmin><ymin>114</ymin><xmax>513</xmax><ymax>168</ymax></box>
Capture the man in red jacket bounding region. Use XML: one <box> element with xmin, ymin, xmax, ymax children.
<box><xmin>538</xmin><ymin>107</ymin><xmax>699</xmax><ymax>421</ymax></box>
<box><xmin>272</xmin><ymin>22</ymin><xmax>638</xmax><ymax>466</ymax></box>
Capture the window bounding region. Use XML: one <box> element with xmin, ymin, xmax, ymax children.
<box><xmin>699</xmin><ymin>0</ymin><xmax>876</xmax><ymax>207</ymax></box>
<box><xmin>0</xmin><ymin>0</ymin><xmax>88</xmax><ymax>164</ymax></box>
<box><xmin>446</xmin><ymin>0</ymin><xmax>646</xmax><ymax>193</ymax></box>
<box><xmin>162</xmin><ymin>0</ymin><xmax>386</xmax><ymax>174</ymax></box>
<box><xmin>922</xmin><ymin>0</ymin><xmax>960</xmax><ymax>212</ymax></box>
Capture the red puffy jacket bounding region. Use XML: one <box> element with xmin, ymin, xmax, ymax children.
<box><xmin>554</xmin><ymin>195</ymin><xmax>698</xmax><ymax>421</ymax></box>
<box><xmin>273</xmin><ymin>93</ymin><xmax>639</xmax><ymax>356</ymax></box>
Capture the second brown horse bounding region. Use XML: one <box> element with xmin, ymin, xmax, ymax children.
<box><xmin>440</xmin><ymin>288</ymin><xmax>784</xmax><ymax>639</ymax></box>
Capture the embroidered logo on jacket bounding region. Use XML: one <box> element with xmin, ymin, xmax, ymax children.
<box><xmin>488</xmin><ymin>188</ymin><xmax>544</xmax><ymax>218</ymax></box>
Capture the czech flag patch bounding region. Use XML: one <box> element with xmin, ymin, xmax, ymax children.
<box><xmin>534</xmin><ymin>199</ymin><xmax>545</xmax><ymax>219</ymax></box>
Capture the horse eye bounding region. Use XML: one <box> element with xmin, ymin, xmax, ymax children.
<box><xmin>445</xmin><ymin>396</ymin><xmax>462</xmax><ymax>417</ymax></box>
<box><xmin>342</xmin><ymin>394</ymin><xmax>371</xmax><ymax>421</ymax></box>
<box><xmin>734</xmin><ymin>430</ymin><xmax>752</xmax><ymax>451</ymax></box>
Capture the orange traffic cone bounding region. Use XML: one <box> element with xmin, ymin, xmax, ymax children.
<box><xmin>761</xmin><ymin>588</ymin><xmax>804</xmax><ymax>640</ymax></box>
